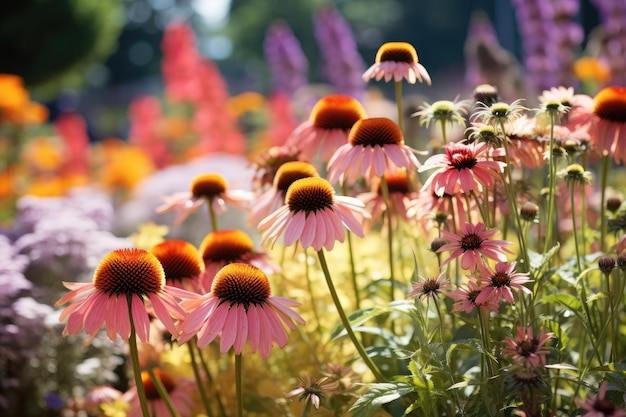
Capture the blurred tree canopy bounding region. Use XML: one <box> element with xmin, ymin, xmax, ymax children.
<box><xmin>0</xmin><ymin>0</ymin><xmax>124</xmax><ymax>96</ymax></box>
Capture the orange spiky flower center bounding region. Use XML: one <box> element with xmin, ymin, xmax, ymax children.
<box><xmin>593</xmin><ymin>86</ymin><xmax>626</xmax><ymax>123</ymax></box>
<box><xmin>141</xmin><ymin>368</ymin><xmax>176</xmax><ymax>400</ymax></box>
<box><xmin>191</xmin><ymin>173</ymin><xmax>228</xmax><ymax>198</ymax></box>
<box><xmin>212</xmin><ymin>263</ymin><xmax>271</xmax><ymax>307</ymax></box>
<box><xmin>349</xmin><ymin>117</ymin><xmax>404</xmax><ymax>147</ymax></box>
<box><xmin>376</xmin><ymin>42</ymin><xmax>418</xmax><ymax>64</ymax></box>
<box><xmin>93</xmin><ymin>249</ymin><xmax>165</xmax><ymax>296</ymax></box>
<box><xmin>309</xmin><ymin>95</ymin><xmax>367</xmax><ymax>130</ymax></box>
<box><xmin>286</xmin><ymin>177</ymin><xmax>335</xmax><ymax>214</ymax></box>
<box><xmin>376</xmin><ymin>170</ymin><xmax>410</xmax><ymax>195</ymax></box>
<box><xmin>199</xmin><ymin>230</ymin><xmax>254</xmax><ymax>263</ymax></box>
<box><xmin>150</xmin><ymin>240</ymin><xmax>205</xmax><ymax>283</ymax></box>
<box><xmin>273</xmin><ymin>161</ymin><xmax>319</xmax><ymax>192</ymax></box>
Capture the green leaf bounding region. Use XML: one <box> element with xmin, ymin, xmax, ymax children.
<box><xmin>347</xmin><ymin>382</ymin><xmax>414</xmax><ymax>417</ymax></box>
<box><xmin>539</xmin><ymin>293</ymin><xmax>581</xmax><ymax>311</ymax></box>
<box><xmin>528</xmin><ymin>243</ymin><xmax>560</xmax><ymax>274</ymax></box>
<box><xmin>330</xmin><ymin>300</ymin><xmax>415</xmax><ymax>340</ymax></box>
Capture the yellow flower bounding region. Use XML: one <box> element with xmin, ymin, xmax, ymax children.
<box><xmin>129</xmin><ymin>222</ymin><xmax>170</xmax><ymax>249</ymax></box>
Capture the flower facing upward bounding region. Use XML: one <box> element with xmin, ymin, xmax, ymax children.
<box><xmin>438</xmin><ymin>222</ymin><xmax>513</xmax><ymax>270</ymax></box>
<box><xmin>258</xmin><ymin>177</ymin><xmax>368</xmax><ymax>251</ymax></box>
<box><xmin>149</xmin><ymin>240</ymin><xmax>205</xmax><ymax>292</ymax></box>
<box><xmin>503</xmin><ymin>326</ymin><xmax>553</xmax><ymax>369</ymax></box>
<box><xmin>327</xmin><ymin>117</ymin><xmax>422</xmax><ymax>185</ymax></box>
<box><xmin>249</xmin><ymin>161</ymin><xmax>319</xmax><ymax>226</ymax></box>
<box><xmin>592</xmin><ymin>86</ymin><xmax>626</xmax><ymax>164</ymax></box>
<box><xmin>413</xmin><ymin>99</ymin><xmax>471</xmax><ymax>130</ymax></box>
<box><xmin>407</xmin><ymin>272</ymin><xmax>451</xmax><ymax>299</ymax></box>
<box><xmin>474</xmin><ymin>261</ymin><xmax>532</xmax><ymax>304</ymax></box>
<box><xmin>576</xmin><ymin>381</ymin><xmax>626</xmax><ymax>417</ymax></box>
<box><xmin>198</xmin><ymin>229</ymin><xmax>278</xmax><ymax>291</ymax></box>
<box><xmin>362</xmin><ymin>42</ymin><xmax>431</xmax><ymax>85</ymax></box>
<box><xmin>55</xmin><ymin>249</ymin><xmax>192</xmax><ymax>343</ymax></box>
<box><xmin>285</xmin><ymin>95</ymin><xmax>367</xmax><ymax>162</ymax></box>
<box><xmin>419</xmin><ymin>141</ymin><xmax>505</xmax><ymax>196</ymax></box>
<box><xmin>286</xmin><ymin>375</ymin><xmax>339</xmax><ymax>411</ymax></box>
<box><xmin>472</xmin><ymin>99</ymin><xmax>526</xmax><ymax>128</ymax></box>
<box><xmin>156</xmin><ymin>173</ymin><xmax>253</xmax><ymax>225</ymax></box>
<box><xmin>124</xmin><ymin>368</ymin><xmax>196</xmax><ymax>417</ymax></box>
<box><xmin>178</xmin><ymin>263</ymin><xmax>305</xmax><ymax>357</ymax></box>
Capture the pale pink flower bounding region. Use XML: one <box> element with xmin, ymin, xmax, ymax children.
<box><xmin>197</xmin><ymin>229</ymin><xmax>279</xmax><ymax>292</ymax></box>
<box><xmin>474</xmin><ymin>261</ymin><xmax>532</xmax><ymax>304</ymax></box>
<box><xmin>327</xmin><ymin>117</ymin><xmax>422</xmax><ymax>185</ymax></box>
<box><xmin>177</xmin><ymin>263</ymin><xmax>305</xmax><ymax>358</ymax></box>
<box><xmin>55</xmin><ymin>249</ymin><xmax>194</xmax><ymax>343</ymax></box>
<box><xmin>285</xmin><ymin>94</ymin><xmax>367</xmax><ymax>162</ymax></box>
<box><xmin>438</xmin><ymin>222</ymin><xmax>513</xmax><ymax>270</ymax></box>
<box><xmin>419</xmin><ymin>141</ymin><xmax>505</xmax><ymax>196</ymax></box>
<box><xmin>362</xmin><ymin>42</ymin><xmax>431</xmax><ymax>85</ymax></box>
<box><xmin>447</xmin><ymin>279</ymin><xmax>499</xmax><ymax>314</ymax></box>
<box><xmin>156</xmin><ymin>173</ymin><xmax>253</xmax><ymax>226</ymax></box>
<box><xmin>124</xmin><ymin>369</ymin><xmax>196</xmax><ymax>417</ymax></box>
<box><xmin>258</xmin><ymin>177</ymin><xmax>368</xmax><ymax>251</ymax></box>
<box><xmin>407</xmin><ymin>271</ymin><xmax>451</xmax><ymax>299</ymax></box>
<box><xmin>576</xmin><ymin>381</ymin><xmax>626</xmax><ymax>417</ymax></box>
<box><xmin>503</xmin><ymin>326</ymin><xmax>553</xmax><ymax>368</ymax></box>
<box><xmin>249</xmin><ymin>161</ymin><xmax>319</xmax><ymax>226</ymax></box>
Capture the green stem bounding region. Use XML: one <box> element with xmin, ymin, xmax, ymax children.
<box><xmin>544</xmin><ymin>113</ymin><xmax>558</xmax><ymax>255</ymax></box>
<box><xmin>127</xmin><ymin>296</ymin><xmax>151</xmax><ymax>417</ymax></box>
<box><xmin>346</xmin><ymin>231</ymin><xmax>361</xmax><ymax>310</ymax></box>
<box><xmin>197</xmin><ymin>346</ymin><xmax>228</xmax><ymax>417</ymax></box>
<box><xmin>570</xmin><ymin>185</ymin><xmax>583</xmax><ymax>276</ymax></box>
<box><xmin>380</xmin><ymin>176</ymin><xmax>396</xmax><ymax>301</ymax></box>
<box><xmin>439</xmin><ymin>119</ymin><xmax>447</xmax><ymax>145</ymax></box>
<box><xmin>147</xmin><ymin>368</ymin><xmax>180</xmax><ymax>417</ymax></box>
<box><xmin>235</xmin><ymin>354</ymin><xmax>243</xmax><ymax>417</ymax></box>
<box><xmin>316</xmin><ymin>249</ymin><xmax>386</xmax><ymax>382</ymax></box>
<box><xmin>599</xmin><ymin>153</ymin><xmax>609</xmax><ymax>252</ymax></box>
<box><xmin>477</xmin><ymin>308</ymin><xmax>495</xmax><ymax>379</ymax></box>
<box><xmin>304</xmin><ymin>249</ymin><xmax>322</xmax><ymax>328</ymax></box>
<box><xmin>207</xmin><ymin>198</ymin><xmax>219</xmax><ymax>232</ymax></box>
<box><xmin>395</xmin><ymin>81</ymin><xmax>404</xmax><ymax>135</ymax></box>
<box><xmin>187</xmin><ymin>342</ymin><xmax>215</xmax><ymax>417</ymax></box>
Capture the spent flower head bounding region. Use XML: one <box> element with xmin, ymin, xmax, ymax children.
<box><xmin>472</xmin><ymin>99</ymin><xmax>527</xmax><ymax>129</ymax></box>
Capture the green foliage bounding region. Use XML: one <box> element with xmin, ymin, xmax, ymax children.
<box><xmin>0</xmin><ymin>0</ymin><xmax>124</xmax><ymax>95</ymax></box>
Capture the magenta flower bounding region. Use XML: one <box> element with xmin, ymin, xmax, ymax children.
<box><xmin>447</xmin><ymin>279</ymin><xmax>499</xmax><ymax>314</ymax></box>
<box><xmin>439</xmin><ymin>222</ymin><xmax>513</xmax><ymax>270</ymax></box>
<box><xmin>177</xmin><ymin>263</ymin><xmax>304</xmax><ymax>358</ymax></box>
<box><xmin>474</xmin><ymin>261</ymin><xmax>533</xmax><ymax>304</ymax></box>
<box><xmin>258</xmin><ymin>177</ymin><xmax>368</xmax><ymax>251</ymax></box>
<box><xmin>503</xmin><ymin>326</ymin><xmax>553</xmax><ymax>368</ymax></box>
<box><xmin>419</xmin><ymin>141</ymin><xmax>505</xmax><ymax>197</ymax></box>
<box><xmin>576</xmin><ymin>381</ymin><xmax>626</xmax><ymax>417</ymax></box>
<box><xmin>327</xmin><ymin>117</ymin><xmax>422</xmax><ymax>185</ymax></box>
<box><xmin>55</xmin><ymin>249</ymin><xmax>194</xmax><ymax>343</ymax></box>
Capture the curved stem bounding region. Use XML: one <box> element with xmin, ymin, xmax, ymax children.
<box><xmin>127</xmin><ymin>296</ymin><xmax>151</xmax><ymax>417</ymax></box>
<box><xmin>235</xmin><ymin>354</ymin><xmax>243</xmax><ymax>417</ymax></box>
<box><xmin>147</xmin><ymin>368</ymin><xmax>180</xmax><ymax>417</ymax></box>
<box><xmin>317</xmin><ymin>249</ymin><xmax>386</xmax><ymax>382</ymax></box>
<box><xmin>187</xmin><ymin>341</ymin><xmax>215</xmax><ymax>417</ymax></box>
<box><xmin>570</xmin><ymin>185</ymin><xmax>583</xmax><ymax>276</ymax></box>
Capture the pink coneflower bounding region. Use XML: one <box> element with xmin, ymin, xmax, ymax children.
<box><xmin>503</xmin><ymin>326</ymin><xmax>553</xmax><ymax>368</ymax></box>
<box><xmin>362</xmin><ymin>42</ymin><xmax>431</xmax><ymax>85</ymax></box>
<box><xmin>286</xmin><ymin>375</ymin><xmax>339</xmax><ymax>411</ymax></box>
<box><xmin>156</xmin><ymin>173</ymin><xmax>253</xmax><ymax>226</ymax></box>
<box><xmin>258</xmin><ymin>177</ymin><xmax>368</xmax><ymax>251</ymax></box>
<box><xmin>419</xmin><ymin>141</ymin><xmax>505</xmax><ymax>197</ymax></box>
<box><xmin>474</xmin><ymin>261</ymin><xmax>532</xmax><ymax>304</ymax></box>
<box><xmin>124</xmin><ymin>369</ymin><xmax>196</xmax><ymax>417</ymax></box>
<box><xmin>149</xmin><ymin>240</ymin><xmax>205</xmax><ymax>293</ymax></box>
<box><xmin>250</xmin><ymin>145</ymin><xmax>301</xmax><ymax>191</ymax></box>
<box><xmin>357</xmin><ymin>169</ymin><xmax>418</xmax><ymax>228</ymax></box>
<box><xmin>447</xmin><ymin>279</ymin><xmax>499</xmax><ymax>314</ymax></box>
<box><xmin>500</xmin><ymin>115</ymin><xmax>547</xmax><ymax>169</ymax></box>
<box><xmin>591</xmin><ymin>86</ymin><xmax>626</xmax><ymax>164</ymax></box>
<box><xmin>198</xmin><ymin>229</ymin><xmax>279</xmax><ymax>292</ymax></box>
<box><xmin>178</xmin><ymin>263</ymin><xmax>305</xmax><ymax>358</ymax></box>
<box><xmin>249</xmin><ymin>161</ymin><xmax>319</xmax><ymax>226</ymax></box>
<box><xmin>407</xmin><ymin>190</ymin><xmax>476</xmax><ymax>233</ymax></box>
<box><xmin>438</xmin><ymin>222</ymin><xmax>513</xmax><ymax>270</ymax></box>
<box><xmin>285</xmin><ymin>94</ymin><xmax>367</xmax><ymax>162</ymax></box>
<box><xmin>327</xmin><ymin>117</ymin><xmax>422</xmax><ymax>185</ymax></box>
<box><xmin>407</xmin><ymin>272</ymin><xmax>451</xmax><ymax>299</ymax></box>
<box><xmin>576</xmin><ymin>381</ymin><xmax>626</xmax><ymax>417</ymax></box>
<box><xmin>55</xmin><ymin>249</ymin><xmax>193</xmax><ymax>343</ymax></box>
